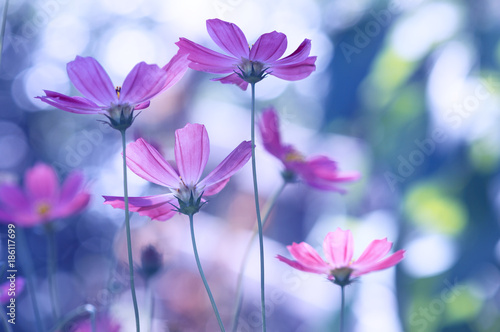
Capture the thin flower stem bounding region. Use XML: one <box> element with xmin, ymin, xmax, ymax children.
<box><xmin>120</xmin><ymin>129</ymin><xmax>141</xmax><ymax>332</ymax></box>
<box><xmin>1</xmin><ymin>307</ymin><xmax>13</xmax><ymax>332</ymax></box>
<box><xmin>18</xmin><ymin>228</ymin><xmax>44</xmax><ymax>332</ymax></box>
<box><xmin>340</xmin><ymin>285</ymin><xmax>345</xmax><ymax>332</ymax></box>
<box><xmin>231</xmin><ymin>180</ymin><xmax>287</xmax><ymax>332</ymax></box>
<box><xmin>250</xmin><ymin>82</ymin><xmax>267</xmax><ymax>332</ymax></box>
<box><xmin>45</xmin><ymin>222</ymin><xmax>60</xmax><ymax>322</ymax></box>
<box><xmin>189</xmin><ymin>213</ymin><xmax>225</xmax><ymax>332</ymax></box>
<box><xmin>0</xmin><ymin>0</ymin><xmax>9</xmax><ymax>67</ymax></box>
<box><xmin>49</xmin><ymin>304</ymin><xmax>96</xmax><ymax>332</ymax></box>
<box><xmin>146</xmin><ymin>280</ymin><xmax>155</xmax><ymax>332</ymax></box>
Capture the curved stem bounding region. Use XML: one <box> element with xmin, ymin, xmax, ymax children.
<box><xmin>45</xmin><ymin>222</ymin><xmax>60</xmax><ymax>322</ymax></box>
<box><xmin>250</xmin><ymin>82</ymin><xmax>267</xmax><ymax>331</ymax></box>
<box><xmin>189</xmin><ymin>213</ymin><xmax>225</xmax><ymax>331</ymax></box>
<box><xmin>340</xmin><ymin>285</ymin><xmax>345</xmax><ymax>332</ymax></box>
<box><xmin>49</xmin><ymin>304</ymin><xmax>96</xmax><ymax>332</ymax></box>
<box><xmin>120</xmin><ymin>129</ymin><xmax>141</xmax><ymax>332</ymax></box>
<box><xmin>18</xmin><ymin>228</ymin><xmax>44</xmax><ymax>332</ymax></box>
<box><xmin>231</xmin><ymin>180</ymin><xmax>287</xmax><ymax>332</ymax></box>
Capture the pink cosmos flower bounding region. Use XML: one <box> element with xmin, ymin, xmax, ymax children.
<box><xmin>176</xmin><ymin>18</ymin><xmax>317</xmax><ymax>90</ymax></box>
<box><xmin>103</xmin><ymin>123</ymin><xmax>252</xmax><ymax>220</ymax></box>
<box><xmin>37</xmin><ymin>53</ymin><xmax>189</xmax><ymax>129</ymax></box>
<box><xmin>259</xmin><ymin>108</ymin><xmax>360</xmax><ymax>192</ymax></box>
<box><xmin>0</xmin><ymin>163</ymin><xmax>90</xmax><ymax>227</ymax></box>
<box><xmin>277</xmin><ymin>228</ymin><xmax>405</xmax><ymax>286</ymax></box>
<box><xmin>0</xmin><ymin>277</ymin><xmax>25</xmax><ymax>304</ymax></box>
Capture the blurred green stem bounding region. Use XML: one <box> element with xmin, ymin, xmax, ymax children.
<box><xmin>250</xmin><ymin>82</ymin><xmax>267</xmax><ymax>332</ymax></box>
<box><xmin>231</xmin><ymin>180</ymin><xmax>287</xmax><ymax>332</ymax></box>
<box><xmin>340</xmin><ymin>285</ymin><xmax>345</xmax><ymax>332</ymax></box>
<box><xmin>120</xmin><ymin>129</ymin><xmax>141</xmax><ymax>332</ymax></box>
<box><xmin>45</xmin><ymin>222</ymin><xmax>60</xmax><ymax>322</ymax></box>
<box><xmin>189</xmin><ymin>213</ymin><xmax>225</xmax><ymax>331</ymax></box>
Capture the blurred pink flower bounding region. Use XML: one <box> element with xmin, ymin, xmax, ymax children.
<box><xmin>0</xmin><ymin>163</ymin><xmax>90</xmax><ymax>227</ymax></box>
<box><xmin>104</xmin><ymin>123</ymin><xmax>252</xmax><ymax>220</ymax></box>
<box><xmin>69</xmin><ymin>317</ymin><xmax>121</xmax><ymax>332</ymax></box>
<box><xmin>176</xmin><ymin>18</ymin><xmax>316</xmax><ymax>90</ymax></box>
<box><xmin>259</xmin><ymin>108</ymin><xmax>360</xmax><ymax>192</ymax></box>
<box><xmin>37</xmin><ymin>53</ymin><xmax>189</xmax><ymax>129</ymax></box>
<box><xmin>277</xmin><ymin>228</ymin><xmax>405</xmax><ymax>286</ymax></box>
<box><xmin>0</xmin><ymin>277</ymin><xmax>25</xmax><ymax>304</ymax></box>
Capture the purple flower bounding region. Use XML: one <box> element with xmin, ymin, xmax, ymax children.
<box><xmin>0</xmin><ymin>163</ymin><xmax>90</xmax><ymax>227</ymax></box>
<box><xmin>37</xmin><ymin>53</ymin><xmax>189</xmax><ymax>129</ymax></box>
<box><xmin>259</xmin><ymin>108</ymin><xmax>360</xmax><ymax>192</ymax></box>
<box><xmin>176</xmin><ymin>18</ymin><xmax>316</xmax><ymax>90</ymax></box>
<box><xmin>104</xmin><ymin>123</ymin><xmax>252</xmax><ymax>220</ymax></box>
<box><xmin>0</xmin><ymin>277</ymin><xmax>25</xmax><ymax>305</ymax></box>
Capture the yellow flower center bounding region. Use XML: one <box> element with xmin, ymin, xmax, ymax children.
<box><xmin>37</xmin><ymin>203</ymin><xmax>51</xmax><ymax>218</ymax></box>
<box><xmin>284</xmin><ymin>151</ymin><xmax>305</xmax><ymax>162</ymax></box>
<box><xmin>115</xmin><ymin>86</ymin><xmax>121</xmax><ymax>98</ymax></box>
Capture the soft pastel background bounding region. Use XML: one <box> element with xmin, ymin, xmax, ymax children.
<box><xmin>0</xmin><ymin>0</ymin><xmax>498</xmax><ymax>331</ymax></box>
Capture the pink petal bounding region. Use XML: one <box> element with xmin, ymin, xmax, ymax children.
<box><xmin>198</xmin><ymin>140</ymin><xmax>251</xmax><ymax>193</ymax></box>
<box><xmin>36</xmin><ymin>90</ymin><xmax>103</xmax><ymax>114</ymax></box>
<box><xmin>211</xmin><ymin>73</ymin><xmax>248</xmax><ymax>90</ymax></box>
<box><xmin>0</xmin><ymin>277</ymin><xmax>25</xmax><ymax>304</ymax></box>
<box><xmin>55</xmin><ymin>192</ymin><xmax>90</xmax><ymax>219</ymax></box>
<box><xmin>120</xmin><ymin>62</ymin><xmax>169</xmax><ymax>105</ymax></box>
<box><xmin>135</xmin><ymin>101</ymin><xmax>150</xmax><ymax>110</ymax></box>
<box><xmin>162</xmin><ymin>51</ymin><xmax>190</xmax><ymax>91</ymax></box>
<box><xmin>206</xmin><ymin>18</ymin><xmax>249</xmax><ymax>58</ymax></box>
<box><xmin>202</xmin><ymin>178</ymin><xmax>230</xmax><ymax>196</ymax></box>
<box><xmin>126</xmin><ymin>138</ymin><xmax>180</xmax><ymax>188</ymax></box>
<box><xmin>271</xmin><ymin>56</ymin><xmax>317</xmax><ymax>81</ymax></box>
<box><xmin>174</xmin><ymin>123</ymin><xmax>210</xmax><ymax>186</ymax></box>
<box><xmin>250</xmin><ymin>31</ymin><xmax>287</xmax><ymax>63</ymax></box>
<box><xmin>103</xmin><ymin>194</ymin><xmax>177</xmax><ymax>222</ymax></box>
<box><xmin>323</xmin><ymin>228</ymin><xmax>354</xmax><ymax>268</ymax></box>
<box><xmin>352</xmin><ymin>238</ymin><xmax>393</xmax><ymax>268</ymax></box>
<box><xmin>67</xmin><ymin>56</ymin><xmax>117</xmax><ymax>105</ymax></box>
<box><xmin>176</xmin><ymin>38</ymin><xmax>236</xmax><ymax>74</ymax></box>
<box><xmin>258</xmin><ymin>108</ymin><xmax>285</xmax><ymax>159</ymax></box>
<box><xmin>277</xmin><ymin>255</ymin><xmax>326</xmax><ymax>275</ymax></box>
<box><xmin>287</xmin><ymin>242</ymin><xmax>329</xmax><ymax>273</ymax></box>
<box><xmin>353</xmin><ymin>250</ymin><xmax>406</xmax><ymax>276</ymax></box>
<box><xmin>25</xmin><ymin>163</ymin><xmax>59</xmax><ymax>202</ymax></box>
<box><xmin>0</xmin><ymin>185</ymin><xmax>34</xmax><ymax>225</ymax></box>
<box><xmin>55</xmin><ymin>170</ymin><xmax>90</xmax><ymax>217</ymax></box>
<box><xmin>273</xmin><ymin>39</ymin><xmax>312</xmax><ymax>66</ymax></box>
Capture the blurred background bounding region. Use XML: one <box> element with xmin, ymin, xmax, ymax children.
<box><xmin>0</xmin><ymin>0</ymin><xmax>499</xmax><ymax>331</ymax></box>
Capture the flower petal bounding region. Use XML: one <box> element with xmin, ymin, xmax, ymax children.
<box><xmin>126</xmin><ymin>138</ymin><xmax>180</xmax><ymax>188</ymax></box>
<box><xmin>249</xmin><ymin>31</ymin><xmax>287</xmax><ymax>63</ymax></box>
<box><xmin>162</xmin><ymin>51</ymin><xmax>190</xmax><ymax>91</ymax></box>
<box><xmin>119</xmin><ymin>62</ymin><xmax>169</xmax><ymax>105</ymax></box>
<box><xmin>207</xmin><ymin>18</ymin><xmax>249</xmax><ymax>58</ymax></box>
<box><xmin>174</xmin><ymin>123</ymin><xmax>210</xmax><ymax>186</ymax></box>
<box><xmin>67</xmin><ymin>56</ymin><xmax>117</xmax><ymax>105</ymax></box>
<box><xmin>273</xmin><ymin>39</ymin><xmax>312</xmax><ymax>66</ymax></box>
<box><xmin>277</xmin><ymin>255</ymin><xmax>326</xmax><ymax>274</ymax></box>
<box><xmin>0</xmin><ymin>184</ymin><xmax>29</xmax><ymax>217</ymax></box>
<box><xmin>37</xmin><ymin>90</ymin><xmax>103</xmax><ymax>114</ymax></box>
<box><xmin>211</xmin><ymin>73</ymin><xmax>248</xmax><ymax>90</ymax></box>
<box><xmin>353</xmin><ymin>250</ymin><xmax>406</xmax><ymax>276</ymax></box>
<box><xmin>103</xmin><ymin>194</ymin><xmax>177</xmax><ymax>221</ymax></box>
<box><xmin>198</xmin><ymin>140</ymin><xmax>251</xmax><ymax>194</ymax></box>
<box><xmin>287</xmin><ymin>242</ymin><xmax>329</xmax><ymax>273</ymax></box>
<box><xmin>323</xmin><ymin>228</ymin><xmax>354</xmax><ymax>268</ymax></box>
<box><xmin>202</xmin><ymin>178</ymin><xmax>230</xmax><ymax>196</ymax></box>
<box><xmin>25</xmin><ymin>163</ymin><xmax>59</xmax><ymax>202</ymax></box>
<box><xmin>271</xmin><ymin>56</ymin><xmax>317</xmax><ymax>81</ymax></box>
<box><xmin>352</xmin><ymin>238</ymin><xmax>393</xmax><ymax>268</ymax></box>
<box><xmin>176</xmin><ymin>38</ymin><xmax>236</xmax><ymax>74</ymax></box>
<box><xmin>258</xmin><ymin>108</ymin><xmax>285</xmax><ymax>159</ymax></box>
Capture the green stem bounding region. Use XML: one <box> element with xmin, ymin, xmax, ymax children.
<box><xmin>120</xmin><ymin>129</ymin><xmax>141</xmax><ymax>332</ymax></box>
<box><xmin>45</xmin><ymin>222</ymin><xmax>60</xmax><ymax>322</ymax></box>
<box><xmin>340</xmin><ymin>285</ymin><xmax>345</xmax><ymax>332</ymax></box>
<box><xmin>0</xmin><ymin>307</ymin><xmax>12</xmax><ymax>332</ymax></box>
<box><xmin>250</xmin><ymin>82</ymin><xmax>267</xmax><ymax>331</ymax></box>
<box><xmin>189</xmin><ymin>213</ymin><xmax>225</xmax><ymax>331</ymax></box>
<box><xmin>231</xmin><ymin>180</ymin><xmax>287</xmax><ymax>332</ymax></box>
<box><xmin>49</xmin><ymin>304</ymin><xmax>96</xmax><ymax>332</ymax></box>
<box><xmin>146</xmin><ymin>280</ymin><xmax>155</xmax><ymax>332</ymax></box>
<box><xmin>18</xmin><ymin>228</ymin><xmax>44</xmax><ymax>332</ymax></box>
<box><xmin>0</xmin><ymin>0</ymin><xmax>9</xmax><ymax>67</ymax></box>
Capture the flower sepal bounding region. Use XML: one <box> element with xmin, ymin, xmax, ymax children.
<box><xmin>103</xmin><ymin>105</ymin><xmax>138</xmax><ymax>131</ymax></box>
<box><xmin>172</xmin><ymin>191</ymin><xmax>206</xmax><ymax>216</ymax></box>
<box><xmin>235</xmin><ymin>60</ymin><xmax>270</xmax><ymax>84</ymax></box>
<box><xmin>330</xmin><ymin>267</ymin><xmax>355</xmax><ymax>287</ymax></box>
